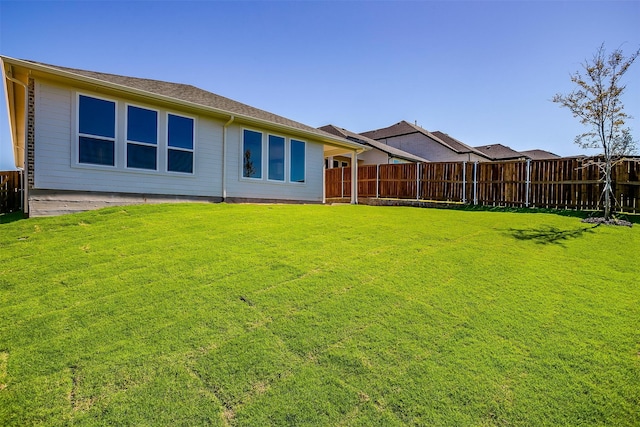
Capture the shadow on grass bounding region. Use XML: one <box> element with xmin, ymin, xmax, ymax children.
<box><xmin>507</xmin><ymin>224</ymin><xmax>597</xmax><ymax>245</ymax></box>
<box><xmin>456</xmin><ymin>205</ymin><xmax>640</xmax><ymax>224</ymax></box>
<box><xmin>0</xmin><ymin>212</ymin><xmax>25</xmax><ymax>224</ymax></box>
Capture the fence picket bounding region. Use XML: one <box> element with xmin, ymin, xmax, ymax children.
<box><xmin>324</xmin><ymin>159</ymin><xmax>640</xmax><ymax>213</ymax></box>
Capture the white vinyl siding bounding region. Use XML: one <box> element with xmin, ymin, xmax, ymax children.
<box><xmin>32</xmin><ymin>81</ymin><xmax>324</xmax><ymax>203</ymax></box>
<box><xmin>228</xmin><ymin>127</ymin><xmax>322</xmax><ymax>201</ymax></box>
<box><xmin>33</xmin><ymin>82</ymin><xmax>221</xmax><ymax>196</ymax></box>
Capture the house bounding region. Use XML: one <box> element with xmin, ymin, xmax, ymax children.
<box><xmin>520</xmin><ymin>149</ymin><xmax>560</xmax><ymax>160</ymax></box>
<box><xmin>473</xmin><ymin>143</ymin><xmax>528</xmax><ymax>161</ymax></box>
<box><xmin>1</xmin><ymin>56</ymin><xmax>366</xmax><ymax>216</ymax></box>
<box><xmin>319</xmin><ymin>124</ymin><xmax>428</xmax><ymax>166</ymax></box>
<box><xmin>360</xmin><ymin>120</ymin><xmax>489</xmax><ymax>162</ymax></box>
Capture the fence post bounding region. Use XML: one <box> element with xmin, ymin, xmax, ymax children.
<box><xmin>473</xmin><ymin>162</ymin><xmax>478</xmax><ymax>205</ymax></box>
<box><xmin>376</xmin><ymin>164</ymin><xmax>379</xmax><ymax>198</ymax></box>
<box><xmin>462</xmin><ymin>161</ymin><xmax>467</xmax><ymax>203</ymax></box>
<box><xmin>341</xmin><ymin>167</ymin><xmax>344</xmax><ymax>199</ymax></box>
<box><xmin>525</xmin><ymin>159</ymin><xmax>531</xmax><ymax>207</ymax></box>
<box><xmin>416</xmin><ymin>163</ymin><xmax>420</xmax><ymax>201</ymax></box>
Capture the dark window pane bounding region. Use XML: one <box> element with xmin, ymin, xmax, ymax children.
<box><xmin>168</xmin><ymin>149</ymin><xmax>193</xmax><ymax>173</ymax></box>
<box><xmin>268</xmin><ymin>135</ymin><xmax>285</xmax><ymax>181</ymax></box>
<box><xmin>168</xmin><ymin>114</ymin><xmax>194</xmax><ymax>149</ymax></box>
<box><xmin>127</xmin><ymin>106</ymin><xmax>157</xmax><ymax>144</ymax></box>
<box><xmin>79</xmin><ymin>95</ymin><xmax>115</xmax><ymax>138</ymax></box>
<box><xmin>127</xmin><ymin>143</ymin><xmax>157</xmax><ymax>170</ymax></box>
<box><xmin>290</xmin><ymin>139</ymin><xmax>305</xmax><ymax>182</ymax></box>
<box><xmin>79</xmin><ymin>136</ymin><xmax>114</xmax><ymax>166</ymax></box>
<box><xmin>243</xmin><ymin>130</ymin><xmax>262</xmax><ymax>178</ymax></box>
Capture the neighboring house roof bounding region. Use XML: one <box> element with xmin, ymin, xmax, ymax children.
<box><xmin>429</xmin><ymin>131</ymin><xmax>484</xmax><ymax>156</ymax></box>
<box><xmin>361</xmin><ymin>120</ymin><xmax>486</xmax><ymax>157</ymax></box>
<box><xmin>520</xmin><ymin>149</ymin><xmax>561</xmax><ymax>160</ymax></box>
<box><xmin>473</xmin><ymin>143</ymin><xmax>527</xmax><ymax>161</ymax></box>
<box><xmin>1</xmin><ymin>56</ymin><xmax>364</xmax><ymax>153</ymax></box>
<box><xmin>319</xmin><ymin>124</ymin><xmax>428</xmax><ymax>163</ymax></box>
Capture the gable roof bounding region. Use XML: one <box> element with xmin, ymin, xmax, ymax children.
<box><xmin>1</xmin><ymin>56</ymin><xmax>364</xmax><ymax>152</ymax></box>
<box><xmin>319</xmin><ymin>124</ymin><xmax>428</xmax><ymax>163</ymax></box>
<box><xmin>361</xmin><ymin>120</ymin><xmax>486</xmax><ymax>157</ymax></box>
<box><xmin>430</xmin><ymin>131</ymin><xmax>484</xmax><ymax>156</ymax></box>
<box><xmin>473</xmin><ymin>143</ymin><xmax>527</xmax><ymax>161</ymax></box>
<box><xmin>520</xmin><ymin>149</ymin><xmax>560</xmax><ymax>160</ymax></box>
<box><xmin>360</xmin><ymin>120</ymin><xmax>424</xmax><ymax>140</ymax></box>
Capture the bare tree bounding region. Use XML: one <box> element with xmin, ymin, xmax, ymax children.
<box><xmin>553</xmin><ymin>43</ymin><xmax>639</xmax><ymax>219</ymax></box>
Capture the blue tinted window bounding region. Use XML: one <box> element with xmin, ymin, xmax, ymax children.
<box><xmin>290</xmin><ymin>140</ymin><xmax>305</xmax><ymax>183</ymax></box>
<box><xmin>79</xmin><ymin>136</ymin><xmax>114</xmax><ymax>166</ymax></box>
<box><xmin>168</xmin><ymin>149</ymin><xmax>193</xmax><ymax>173</ymax></box>
<box><xmin>79</xmin><ymin>95</ymin><xmax>115</xmax><ymax>138</ymax></box>
<box><xmin>243</xmin><ymin>130</ymin><xmax>262</xmax><ymax>178</ymax></box>
<box><xmin>268</xmin><ymin>135</ymin><xmax>285</xmax><ymax>181</ymax></box>
<box><xmin>127</xmin><ymin>144</ymin><xmax>157</xmax><ymax>170</ymax></box>
<box><xmin>168</xmin><ymin>114</ymin><xmax>194</xmax><ymax>149</ymax></box>
<box><xmin>127</xmin><ymin>106</ymin><xmax>157</xmax><ymax>144</ymax></box>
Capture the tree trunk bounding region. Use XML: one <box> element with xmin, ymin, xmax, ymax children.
<box><xmin>603</xmin><ymin>158</ymin><xmax>612</xmax><ymax>220</ymax></box>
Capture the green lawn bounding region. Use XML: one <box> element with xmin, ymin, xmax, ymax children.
<box><xmin>1</xmin><ymin>203</ymin><xmax>638</xmax><ymax>426</ymax></box>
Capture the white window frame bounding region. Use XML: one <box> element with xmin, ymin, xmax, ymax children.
<box><xmin>166</xmin><ymin>112</ymin><xmax>196</xmax><ymax>175</ymax></box>
<box><xmin>289</xmin><ymin>138</ymin><xmax>306</xmax><ymax>184</ymax></box>
<box><xmin>76</xmin><ymin>92</ymin><xmax>117</xmax><ymax>168</ymax></box>
<box><xmin>125</xmin><ymin>103</ymin><xmax>159</xmax><ymax>171</ymax></box>
<box><xmin>241</xmin><ymin>128</ymin><xmax>264</xmax><ymax>180</ymax></box>
<box><xmin>267</xmin><ymin>133</ymin><xmax>287</xmax><ymax>182</ymax></box>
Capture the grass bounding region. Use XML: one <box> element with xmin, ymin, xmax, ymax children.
<box><xmin>0</xmin><ymin>203</ymin><xmax>638</xmax><ymax>426</ymax></box>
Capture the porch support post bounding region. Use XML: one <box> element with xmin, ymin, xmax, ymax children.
<box><xmin>462</xmin><ymin>161</ymin><xmax>467</xmax><ymax>203</ymax></box>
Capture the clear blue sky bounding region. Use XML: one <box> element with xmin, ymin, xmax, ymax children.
<box><xmin>1</xmin><ymin>0</ymin><xmax>639</xmax><ymax>169</ymax></box>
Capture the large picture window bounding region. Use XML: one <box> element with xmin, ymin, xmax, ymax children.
<box><xmin>167</xmin><ymin>113</ymin><xmax>194</xmax><ymax>173</ymax></box>
<box><xmin>78</xmin><ymin>95</ymin><xmax>116</xmax><ymax>166</ymax></box>
<box><xmin>243</xmin><ymin>129</ymin><xmax>262</xmax><ymax>178</ymax></box>
<box><xmin>290</xmin><ymin>139</ymin><xmax>306</xmax><ymax>183</ymax></box>
<box><xmin>126</xmin><ymin>105</ymin><xmax>158</xmax><ymax>170</ymax></box>
<box><xmin>268</xmin><ymin>135</ymin><xmax>285</xmax><ymax>181</ymax></box>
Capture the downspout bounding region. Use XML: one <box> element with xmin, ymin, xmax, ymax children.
<box><xmin>5</xmin><ymin>75</ymin><xmax>29</xmax><ymax>216</ymax></box>
<box><xmin>221</xmin><ymin>115</ymin><xmax>235</xmax><ymax>201</ymax></box>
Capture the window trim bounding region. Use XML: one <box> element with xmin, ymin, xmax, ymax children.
<box><xmin>289</xmin><ymin>138</ymin><xmax>306</xmax><ymax>184</ymax></box>
<box><xmin>267</xmin><ymin>133</ymin><xmax>286</xmax><ymax>182</ymax></box>
<box><xmin>76</xmin><ymin>92</ymin><xmax>117</xmax><ymax>168</ymax></box>
<box><xmin>241</xmin><ymin>128</ymin><xmax>264</xmax><ymax>180</ymax></box>
<box><xmin>241</xmin><ymin>128</ymin><xmax>308</xmax><ymax>185</ymax></box>
<box><xmin>166</xmin><ymin>111</ymin><xmax>196</xmax><ymax>175</ymax></box>
<box><xmin>125</xmin><ymin>103</ymin><xmax>159</xmax><ymax>171</ymax></box>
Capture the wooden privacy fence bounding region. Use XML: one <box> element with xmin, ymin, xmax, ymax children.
<box><xmin>1</xmin><ymin>170</ymin><xmax>22</xmax><ymax>213</ymax></box>
<box><xmin>326</xmin><ymin>158</ymin><xmax>640</xmax><ymax>213</ymax></box>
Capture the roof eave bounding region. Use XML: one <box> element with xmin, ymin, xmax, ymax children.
<box><xmin>1</xmin><ymin>55</ymin><xmax>364</xmax><ymax>152</ymax></box>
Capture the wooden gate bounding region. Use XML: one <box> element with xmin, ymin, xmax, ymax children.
<box><xmin>1</xmin><ymin>171</ymin><xmax>22</xmax><ymax>213</ymax></box>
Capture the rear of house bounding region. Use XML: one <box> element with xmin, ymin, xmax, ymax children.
<box><xmin>2</xmin><ymin>57</ymin><xmax>364</xmax><ymax>216</ymax></box>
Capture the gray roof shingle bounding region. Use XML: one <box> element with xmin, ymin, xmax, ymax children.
<box><xmin>361</xmin><ymin>121</ymin><xmax>485</xmax><ymax>156</ymax></box>
<box><xmin>473</xmin><ymin>144</ymin><xmax>527</xmax><ymax>160</ymax></box>
<box><xmin>520</xmin><ymin>149</ymin><xmax>560</xmax><ymax>160</ymax></box>
<box><xmin>11</xmin><ymin>58</ymin><xmax>358</xmax><ymax>146</ymax></box>
<box><xmin>319</xmin><ymin>125</ymin><xmax>429</xmax><ymax>163</ymax></box>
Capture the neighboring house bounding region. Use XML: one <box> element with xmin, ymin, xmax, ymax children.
<box><xmin>473</xmin><ymin>143</ymin><xmax>528</xmax><ymax>161</ymax></box>
<box><xmin>319</xmin><ymin>124</ymin><xmax>428</xmax><ymax>166</ymax></box>
<box><xmin>520</xmin><ymin>149</ymin><xmax>561</xmax><ymax>160</ymax></box>
<box><xmin>360</xmin><ymin>120</ymin><xmax>489</xmax><ymax>162</ymax></box>
<box><xmin>1</xmin><ymin>56</ymin><xmax>365</xmax><ymax>216</ymax></box>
